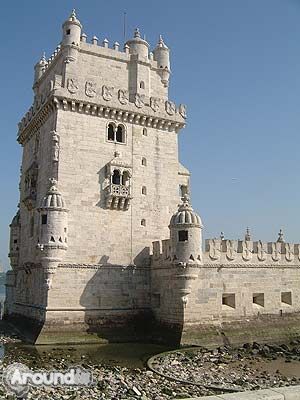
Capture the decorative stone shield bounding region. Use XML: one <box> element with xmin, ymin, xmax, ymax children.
<box><xmin>135</xmin><ymin>93</ymin><xmax>145</xmax><ymax>108</ymax></box>
<box><xmin>178</xmin><ymin>104</ymin><xmax>187</xmax><ymax>119</ymax></box>
<box><xmin>67</xmin><ymin>78</ymin><xmax>79</xmax><ymax>94</ymax></box>
<box><xmin>118</xmin><ymin>89</ymin><xmax>129</xmax><ymax>105</ymax></box>
<box><xmin>165</xmin><ymin>100</ymin><xmax>176</xmax><ymax>116</ymax></box>
<box><xmin>150</xmin><ymin>97</ymin><xmax>160</xmax><ymax>112</ymax></box>
<box><xmin>85</xmin><ymin>81</ymin><xmax>97</xmax><ymax>98</ymax></box>
<box><xmin>102</xmin><ymin>85</ymin><xmax>114</xmax><ymax>101</ymax></box>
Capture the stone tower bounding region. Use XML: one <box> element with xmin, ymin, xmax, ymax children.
<box><xmin>5</xmin><ymin>10</ymin><xmax>189</xmax><ymax>342</ymax></box>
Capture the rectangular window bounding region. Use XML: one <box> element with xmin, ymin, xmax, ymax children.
<box><xmin>41</xmin><ymin>215</ymin><xmax>47</xmax><ymax>225</ymax></box>
<box><xmin>253</xmin><ymin>293</ymin><xmax>264</xmax><ymax>307</ymax></box>
<box><xmin>222</xmin><ymin>293</ymin><xmax>235</xmax><ymax>309</ymax></box>
<box><xmin>281</xmin><ymin>291</ymin><xmax>292</xmax><ymax>305</ymax></box>
<box><xmin>178</xmin><ymin>230</ymin><xmax>188</xmax><ymax>242</ymax></box>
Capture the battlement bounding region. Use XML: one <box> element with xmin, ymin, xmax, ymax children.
<box><xmin>152</xmin><ymin>240</ymin><xmax>171</xmax><ymax>264</ymax></box>
<box><xmin>205</xmin><ymin>238</ymin><xmax>300</xmax><ymax>263</ymax></box>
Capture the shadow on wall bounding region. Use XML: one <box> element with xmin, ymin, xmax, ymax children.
<box><xmin>79</xmin><ymin>265</ymin><xmax>185</xmax><ymax>345</ymax></box>
<box><xmin>134</xmin><ymin>247</ymin><xmax>151</xmax><ymax>267</ymax></box>
<box><xmin>79</xmin><ymin>265</ymin><xmax>155</xmax><ymax>342</ymax></box>
<box><xmin>96</xmin><ymin>166</ymin><xmax>107</xmax><ymax>209</ymax></box>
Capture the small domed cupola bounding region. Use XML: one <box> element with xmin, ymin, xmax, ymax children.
<box><xmin>62</xmin><ymin>9</ymin><xmax>82</xmax><ymax>47</ymax></box>
<box><xmin>40</xmin><ymin>179</ymin><xmax>67</xmax><ymax>210</ymax></box>
<box><xmin>169</xmin><ymin>195</ymin><xmax>203</xmax><ymax>265</ymax></box>
<box><xmin>37</xmin><ymin>179</ymin><xmax>69</xmax><ymax>262</ymax></box>
<box><xmin>125</xmin><ymin>28</ymin><xmax>149</xmax><ymax>59</ymax></box>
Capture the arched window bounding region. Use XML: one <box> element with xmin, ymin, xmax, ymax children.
<box><xmin>140</xmin><ymin>81</ymin><xmax>145</xmax><ymax>89</ymax></box>
<box><xmin>142</xmin><ymin>186</ymin><xmax>147</xmax><ymax>195</ymax></box>
<box><xmin>108</xmin><ymin>123</ymin><xmax>115</xmax><ymax>141</ymax></box>
<box><xmin>112</xmin><ymin>170</ymin><xmax>121</xmax><ymax>185</ymax></box>
<box><xmin>141</xmin><ymin>219</ymin><xmax>146</xmax><ymax>227</ymax></box>
<box><xmin>107</xmin><ymin>123</ymin><xmax>126</xmax><ymax>143</ymax></box>
<box><xmin>116</xmin><ymin>125</ymin><xmax>125</xmax><ymax>143</ymax></box>
<box><xmin>122</xmin><ymin>171</ymin><xmax>130</xmax><ymax>186</ymax></box>
<box><xmin>142</xmin><ymin>157</ymin><xmax>147</xmax><ymax>166</ymax></box>
<box><xmin>142</xmin><ymin>128</ymin><xmax>147</xmax><ymax>136</ymax></box>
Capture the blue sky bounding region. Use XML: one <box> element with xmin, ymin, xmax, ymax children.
<box><xmin>1</xmin><ymin>0</ymin><xmax>300</xmax><ymax>270</ymax></box>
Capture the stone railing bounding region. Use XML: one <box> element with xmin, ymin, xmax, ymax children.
<box><xmin>105</xmin><ymin>184</ymin><xmax>131</xmax><ymax>211</ymax></box>
<box><xmin>106</xmin><ymin>184</ymin><xmax>130</xmax><ymax>197</ymax></box>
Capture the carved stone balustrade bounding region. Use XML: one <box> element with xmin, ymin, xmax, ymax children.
<box><xmin>105</xmin><ymin>184</ymin><xmax>131</xmax><ymax>210</ymax></box>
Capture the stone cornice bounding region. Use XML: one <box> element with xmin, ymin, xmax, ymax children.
<box><xmin>17</xmin><ymin>97</ymin><xmax>57</xmax><ymax>145</ymax></box>
<box><xmin>53</xmin><ymin>93</ymin><xmax>185</xmax><ymax>133</ymax></box>
<box><xmin>17</xmin><ymin>90</ymin><xmax>186</xmax><ymax>145</ymax></box>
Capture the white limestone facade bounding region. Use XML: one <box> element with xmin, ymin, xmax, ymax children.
<box><xmin>5</xmin><ymin>11</ymin><xmax>300</xmax><ymax>345</ymax></box>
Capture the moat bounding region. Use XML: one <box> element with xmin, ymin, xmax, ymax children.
<box><xmin>1</xmin><ymin>320</ymin><xmax>300</xmax><ymax>399</ymax></box>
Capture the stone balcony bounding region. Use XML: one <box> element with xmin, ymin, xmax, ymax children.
<box><xmin>105</xmin><ymin>184</ymin><xmax>131</xmax><ymax>210</ymax></box>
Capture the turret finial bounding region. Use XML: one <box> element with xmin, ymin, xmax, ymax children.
<box><xmin>277</xmin><ymin>229</ymin><xmax>284</xmax><ymax>243</ymax></box>
<box><xmin>220</xmin><ymin>232</ymin><xmax>225</xmax><ymax>240</ymax></box>
<box><xmin>245</xmin><ymin>227</ymin><xmax>251</xmax><ymax>241</ymax></box>
<box><xmin>70</xmin><ymin>9</ymin><xmax>76</xmax><ymax>20</ymax></box>
<box><xmin>49</xmin><ymin>178</ymin><xmax>58</xmax><ymax>192</ymax></box>
<box><xmin>134</xmin><ymin>28</ymin><xmax>141</xmax><ymax>38</ymax></box>
<box><xmin>39</xmin><ymin>52</ymin><xmax>47</xmax><ymax>66</ymax></box>
<box><xmin>157</xmin><ymin>34</ymin><xmax>168</xmax><ymax>49</ymax></box>
<box><xmin>182</xmin><ymin>193</ymin><xmax>190</xmax><ymax>205</ymax></box>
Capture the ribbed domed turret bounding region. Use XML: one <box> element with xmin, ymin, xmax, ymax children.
<box><xmin>125</xmin><ymin>28</ymin><xmax>149</xmax><ymax>59</ymax></box>
<box><xmin>169</xmin><ymin>195</ymin><xmax>203</xmax><ymax>265</ymax></box>
<box><xmin>39</xmin><ymin>179</ymin><xmax>67</xmax><ymax>210</ymax></box>
<box><xmin>170</xmin><ymin>195</ymin><xmax>202</xmax><ymax>228</ymax></box>
<box><xmin>37</xmin><ymin>179</ymin><xmax>69</xmax><ymax>265</ymax></box>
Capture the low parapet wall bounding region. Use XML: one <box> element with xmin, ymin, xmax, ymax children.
<box><xmin>205</xmin><ymin>238</ymin><xmax>300</xmax><ymax>264</ymax></box>
<box><xmin>183</xmin><ymin>385</ymin><xmax>300</xmax><ymax>399</ymax></box>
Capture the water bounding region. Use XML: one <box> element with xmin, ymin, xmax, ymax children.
<box><xmin>255</xmin><ymin>357</ymin><xmax>300</xmax><ymax>378</ymax></box>
<box><xmin>3</xmin><ymin>342</ymin><xmax>172</xmax><ymax>369</ymax></box>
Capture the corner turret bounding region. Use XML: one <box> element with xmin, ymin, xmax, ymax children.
<box><xmin>8</xmin><ymin>210</ymin><xmax>21</xmax><ymax>270</ymax></box>
<box><xmin>33</xmin><ymin>53</ymin><xmax>47</xmax><ymax>85</ymax></box>
<box><xmin>169</xmin><ymin>195</ymin><xmax>203</xmax><ymax>265</ymax></box>
<box><xmin>37</xmin><ymin>179</ymin><xmax>68</xmax><ymax>269</ymax></box>
<box><xmin>62</xmin><ymin>9</ymin><xmax>82</xmax><ymax>47</ymax></box>
<box><xmin>125</xmin><ymin>28</ymin><xmax>149</xmax><ymax>59</ymax></box>
<box><xmin>153</xmin><ymin>35</ymin><xmax>170</xmax><ymax>87</ymax></box>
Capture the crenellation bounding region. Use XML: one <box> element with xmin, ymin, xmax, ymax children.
<box><xmin>204</xmin><ymin>237</ymin><xmax>300</xmax><ymax>264</ymax></box>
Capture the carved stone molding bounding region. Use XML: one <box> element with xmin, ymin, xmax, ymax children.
<box><xmin>67</xmin><ymin>78</ymin><xmax>79</xmax><ymax>94</ymax></box>
<box><xmin>134</xmin><ymin>93</ymin><xmax>145</xmax><ymax>108</ymax></box>
<box><xmin>165</xmin><ymin>100</ymin><xmax>176</xmax><ymax>116</ymax></box>
<box><xmin>51</xmin><ymin>131</ymin><xmax>60</xmax><ymax>162</ymax></box>
<box><xmin>51</xmin><ymin>97</ymin><xmax>185</xmax><ymax>133</ymax></box>
<box><xmin>118</xmin><ymin>89</ymin><xmax>129</xmax><ymax>105</ymax></box>
<box><xmin>150</xmin><ymin>97</ymin><xmax>160</xmax><ymax>112</ymax></box>
<box><xmin>102</xmin><ymin>85</ymin><xmax>114</xmax><ymax>101</ymax></box>
<box><xmin>85</xmin><ymin>81</ymin><xmax>97</xmax><ymax>98</ymax></box>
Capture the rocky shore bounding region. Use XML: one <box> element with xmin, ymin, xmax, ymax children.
<box><xmin>0</xmin><ymin>323</ymin><xmax>300</xmax><ymax>399</ymax></box>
